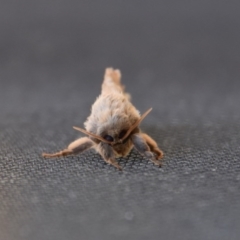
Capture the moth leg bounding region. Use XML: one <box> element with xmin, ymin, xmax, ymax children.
<box><xmin>42</xmin><ymin>137</ymin><xmax>94</xmax><ymax>158</ymax></box>
<box><xmin>131</xmin><ymin>133</ymin><xmax>162</xmax><ymax>166</ymax></box>
<box><xmin>140</xmin><ymin>133</ymin><xmax>164</xmax><ymax>160</ymax></box>
<box><xmin>96</xmin><ymin>142</ymin><xmax>122</xmax><ymax>171</ymax></box>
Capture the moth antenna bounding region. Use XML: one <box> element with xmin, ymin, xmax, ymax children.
<box><xmin>121</xmin><ymin>108</ymin><xmax>153</xmax><ymax>141</ymax></box>
<box><xmin>73</xmin><ymin>126</ymin><xmax>111</xmax><ymax>144</ymax></box>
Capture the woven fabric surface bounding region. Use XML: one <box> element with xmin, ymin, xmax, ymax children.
<box><xmin>1</xmin><ymin>1</ymin><xmax>240</xmax><ymax>240</ymax></box>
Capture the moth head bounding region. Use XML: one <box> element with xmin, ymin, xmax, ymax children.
<box><xmin>73</xmin><ymin>108</ymin><xmax>152</xmax><ymax>145</ymax></box>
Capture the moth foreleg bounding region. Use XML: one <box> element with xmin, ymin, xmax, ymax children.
<box><xmin>131</xmin><ymin>133</ymin><xmax>162</xmax><ymax>166</ymax></box>
<box><xmin>140</xmin><ymin>133</ymin><xmax>163</xmax><ymax>160</ymax></box>
<box><xmin>96</xmin><ymin>142</ymin><xmax>122</xmax><ymax>170</ymax></box>
<box><xmin>42</xmin><ymin>137</ymin><xmax>94</xmax><ymax>158</ymax></box>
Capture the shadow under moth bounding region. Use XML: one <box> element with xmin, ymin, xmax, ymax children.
<box><xmin>43</xmin><ymin>68</ymin><xmax>163</xmax><ymax>170</ymax></box>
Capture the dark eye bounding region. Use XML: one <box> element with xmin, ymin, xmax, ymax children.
<box><xmin>104</xmin><ymin>135</ymin><xmax>114</xmax><ymax>142</ymax></box>
<box><xmin>119</xmin><ymin>130</ymin><xmax>127</xmax><ymax>139</ymax></box>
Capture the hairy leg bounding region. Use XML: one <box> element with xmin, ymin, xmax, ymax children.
<box><xmin>96</xmin><ymin>142</ymin><xmax>122</xmax><ymax>170</ymax></box>
<box><xmin>42</xmin><ymin>137</ymin><xmax>94</xmax><ymax>158</ymax></box>
<box><xmin>140</xmin><ymin>133</ymin><xmax>164</xmax><ymax>160</ymax></box>
<box><xmin>131</xmin><ymin>133</ymin><xmax>162</xmax><ymax>166</ymax></box>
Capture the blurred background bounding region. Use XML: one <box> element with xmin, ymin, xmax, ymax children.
<box><xmin>0</xmin><ymin>1</ymin><xmax>240</xmax><ymax>240</ymax></box>
<box><xmin>1</xmin><ymin>0</ymin><xmax>239</xmax><ymax>123</ymax></box>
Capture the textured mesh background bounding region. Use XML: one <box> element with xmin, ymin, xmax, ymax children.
<box><xmin>1</xmin><ymin>1</ymin><xmax>240</xmax><ymax>240</ymax></box>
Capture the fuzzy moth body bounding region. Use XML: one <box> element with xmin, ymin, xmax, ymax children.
<box><xmin>42</xmin><ymin>68</ymin><xmax>163</xmax><ymax>170</ymax></box>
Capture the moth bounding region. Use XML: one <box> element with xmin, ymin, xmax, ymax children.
<box><xmin>42</xmin><ymin>68</ymin><xmax>163</xmax><ymax>170</ymax></box>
